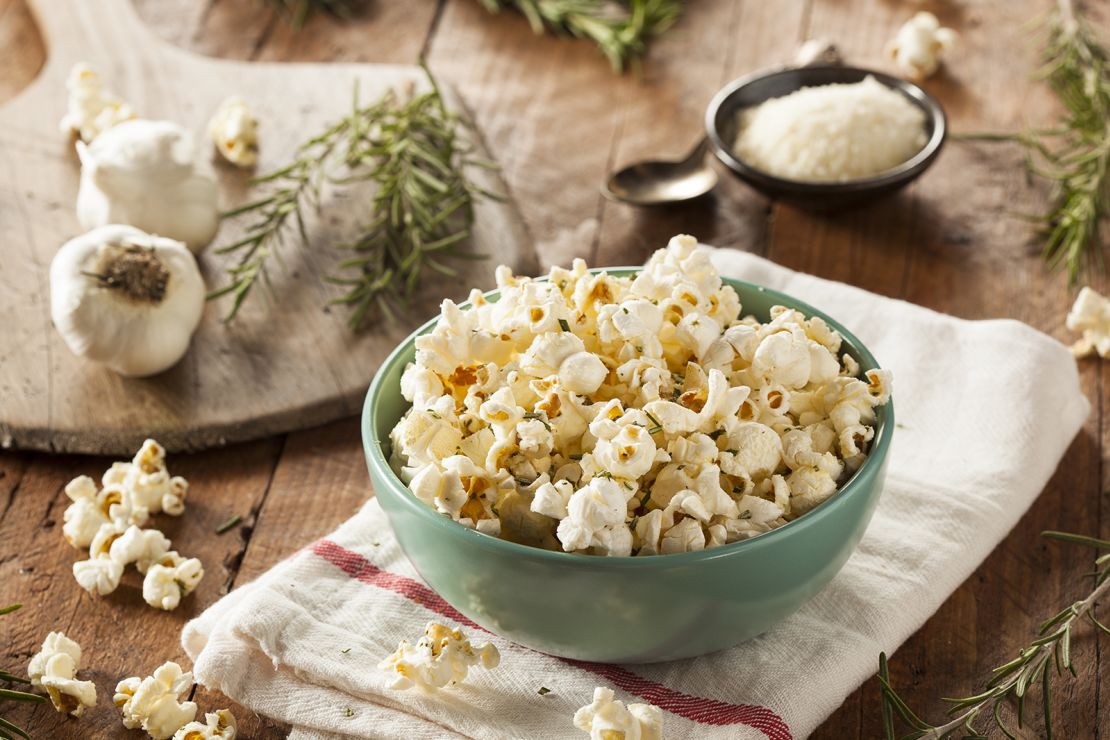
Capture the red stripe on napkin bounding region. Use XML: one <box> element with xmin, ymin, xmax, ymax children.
<box><xmin>311</xmin><ymin>539</ymin><xmax>792</xmax><ymax>740</ymax></box>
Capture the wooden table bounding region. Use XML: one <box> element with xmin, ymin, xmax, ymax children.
<box><xmin>2</xmin><ymin>0</ymin><xmax>1107</xmax><ymax>737</ymax></box>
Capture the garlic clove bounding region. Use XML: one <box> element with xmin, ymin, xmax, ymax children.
<box><xmin>50</xmin><ymin>225</ymin><xmax>206</xmax><ymax>377</ymax></box>
<box><xmin>76</xmin><ymin>120</ymin><xmax>219</xmax><ymax>254</ymax></box>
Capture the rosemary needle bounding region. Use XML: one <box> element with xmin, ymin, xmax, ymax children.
<box><xmin>1</xmin><ymin>604</ymin><xmax>46</xmax><ymax>740</ymax></box>
<box><xmin>476</xmin><ymin>0</ymin><xmax>683</xmax><ymax>72</ymax></box>
<box><xmin>215</xmin><ymin>514</ymin><xmax>242</xmax><ymax>535</ymax></box>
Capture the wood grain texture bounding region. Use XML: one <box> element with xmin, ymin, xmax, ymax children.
<box><xmin>0</xmin><ymin>0</ymin><xmax>535</xmax><ymax>456</ymax></box>
<box><xmin>2</xmin><ymin>0</ymin><xmax>1109</xmax><ymax>738</ymax></box>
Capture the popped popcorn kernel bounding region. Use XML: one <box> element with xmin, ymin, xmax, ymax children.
<box><xmin>574</xmin><ymin>686</ymin><xmax>663</xmax><ymax>740</ymax></box>
<box><xmin>28</xmin><ymin>631</ymin><xmax>97</xmax><ymax>717</ymax></box>
<box><xmin>379</xmin><ymin>621</ymin><xmax>499</xmax><ymax>691</ymax></box>
<box><xmin>116</xmin><ymin>661</ymin><xmax>198</xmax><ymax>740</ymax></box>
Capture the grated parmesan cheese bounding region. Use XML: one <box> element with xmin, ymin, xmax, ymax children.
<box><xmin>733</xmin><ymin>76</ymin><xmax>927</xmax><ymax>183</ymax></box>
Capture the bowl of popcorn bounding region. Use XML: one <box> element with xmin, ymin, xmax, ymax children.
<box><xmin>363</xmin><ymin>235</ymin><xmax>893</xmax><ymax>663</ymax></box>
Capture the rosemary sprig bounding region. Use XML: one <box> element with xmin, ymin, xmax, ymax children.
<box><xmin>959</xmin><ymin>0</ymin><xmax>1109</xmax><ymax>282</ymax></box>
<box><xmin>329</xmin><ymin>74</ymin><xmax>489</xmax><ymax>329</ymax></box>
<box><xmin>878</xmin><ymin>530</ymin><xmax>1110</xmax><ymax>739</ymax></box>
<box><xmin>212</xmin><ymin>69</ymin><xmax>487</xmax><ymax>329</ymax></box>
<box><xmin>476</xmin><ymin>0</ymin><xmax>683</xmax><ymax>72</ymax></box>
<box><xmin>1</xmin><ymin>604</ymin><xmax>46</xmax><ymax>740</ymax></box>
<box><xmin>262</xmin><ymin>0</ymin><xmax>358</xmax><ymax>30</ymax></box>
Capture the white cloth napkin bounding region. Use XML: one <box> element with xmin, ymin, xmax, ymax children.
<box><xmin>182</xmin><ymin>248</ymin><xmax>1089</xmax><ymax>740</ymax></box>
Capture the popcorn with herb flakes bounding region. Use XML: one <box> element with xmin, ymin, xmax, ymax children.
<box><xmin>389</xmin><ymin>235</ymin><xmax>892</xmax><ymax>555</ymax></box>
<box><xmin>28</xmin><ymin>632</ymin><xmax>97</xmax><ymax>717</ymax></box>
<box><xmin>379</xmin><ymin>622</ymin><xmax>500</xmax><ymax>691</ymax></box>
<box><xmin>115</xmin><ymin>662</ymin><xmax>199</xmax><ymax>740</ymax></box>
<box><xmin>172</xmin><ymin>709</ymin><xmax>237</xmax><ymax>740</ymax></box>
<box><xmin>574</xmin><ymin>686</ymin><xmax>663</xmax><ymax>740</ymax></box>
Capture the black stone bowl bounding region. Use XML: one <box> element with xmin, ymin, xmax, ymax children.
<box><xmin>705</xmin><ymin>66</ymin><xmax>947</xmax><ymax>210</ymax></box>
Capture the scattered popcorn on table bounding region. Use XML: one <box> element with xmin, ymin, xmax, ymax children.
<box><xmin>62</xmin><ymin>440</ymin><xmax>203</xmax><ymax>609</ymax></box>
<box><xmin>389</xmin><ymin>236</ymin><xmax>892</xmax><ymax>556</ymax></box>
<box><xmin>27</xmin><ymin>631</ymin><xmax>98</xmax><ymax>717</ymax></box>
<box><xmin>379</xmin><ymin>621</ymin><xmax>500</xmax><ymax>691</ymax></box>
<box><xmin>1066</xmin><ymin>286</ymin><xmax>1110</xmax><ymax>359</ymax></box>
<box><xmin>574</xmin><ymin>686</ymin><xmax>662</xmax><ymax>740</ymax></box>
<box><xmin>59</xmin><ymin>62</ymin><xmax>136</xmax><ymax>142</ymax></box>
<box><xmin>115</xmin><ymin>662</ymin><xmax>199</xmax><ymax>740</ymax></box>
<box><xmin>885</xmin><ymin>11</ymin><xmax>958</xmax><ymax>80</ymax></box>
<box><xmin>172</xmin><ymin>709</ymin><xmax>237</xmax><ymax>740</ymax></box>
<box><xmin>207</xmin><ymin>96</ymin><xmax>259</xmax><ymax>168</ymax></box>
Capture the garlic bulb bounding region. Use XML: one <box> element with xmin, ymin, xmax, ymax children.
<box><xmin>50</xmin><ymin>225</ymin><xmax>205</xmax><ymax>377</ymax></box>
<box><xmin>76</xmin><ymin>120</ymin><xmax>219</xmax><ymax>254</ymax></box>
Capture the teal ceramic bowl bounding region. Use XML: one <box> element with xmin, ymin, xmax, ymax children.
<box><xmin>362</xmin><ymin>271</ymin><xmax>892</xmax><ymax>663</ymax></box>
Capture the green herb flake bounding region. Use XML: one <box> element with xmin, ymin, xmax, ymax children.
<box><xmin>215</xmin><ymin>514</ymin><xmax>242</xmax><ymax>535</ymax></box>
<box><xmin>344</xmin><ymin>707</ymin><xmax>355</xmax><ymax>718</ymax></box>
<box><xmin>340</xmin><ymin>648</ymin><xmax>352</xmax><ymax>654</ymax></box>
<box><xmin>538</xmin><ymin>686</ymin><xmax>552</xmax><ymax>696</ymax></box>
<box><xmin>559</xmin><ymin>318</ymin><xmax>571</xmax><ymax>332</ymax></box>
<box><xmin>739</xmin><ymin>510</ymin><xmax>752</xmax><ymax>520</ymax></box>
<box><xmin>569</xmin><ymin>453</ymin><xmax>584</xmax><ymax>461</ymax></box>
<box><xmin>644</xmin><ymin>410</ymin><xmax>663</xmax><ymax>435</ymax></box>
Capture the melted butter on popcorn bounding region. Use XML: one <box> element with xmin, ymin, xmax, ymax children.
<box><xmin>390</xmin><ymin>235</ymin><xmax>892</xmax><ymax>556</ymax></box>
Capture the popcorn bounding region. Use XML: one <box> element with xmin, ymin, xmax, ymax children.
<box><xmin>143</xmin><ymin>552</ymin><xmax>205</xmax><ymax>611</ymax></box>
<box><xmin>59</xmin><ymin>62</ymin><xmax>136</xmax><ymax>142</ymax></box>
<box><xmin>389</xmin><ymin>236</ymin><xmax>892</xmax><ymax>556</ymax></box>
<box><xmin>574</xmin><ymin>686</ymin><xmax>663</xmax><ymax>740</ymax></box>
<box><xmin>207</xmin><ymin>95</ymin><xmax>259</xmax><ymax>167</ymax></box>
<box><xmin>116</xmin><ymin>662</ymin><xmax>199</xmax><ymax>740</ymax></box>
<box><xmin>28</xmin><ymin>632</ymin><xmax>97</xmax><ymax>717</ymax></box>
<box><xmin>557</xmin><ymin>477</ymin><xmax>634</xmax><ymax>556</ymax></box>
<box><xmin>1067</xmin><ymin>287</ymin><xmax>1110</xmax><ymax>358</ymax></box>
<box><xmin>172</xmin><ymin>709</ymin><xmax>237</xmax><ymax>740</ymax></box>
<box><xmin>73</xmin><ymin>555</ymin><xmax>124</xmax><ymax>595</ymax></box>
<box><xmin>379</xmin><ymin>622</ymin><xmax>499</xmax><ymax>691</ymax></box>
<box><xmin>885</xmin><ymin>11</ymin><xmax>958</xmax><ymax>81</ymax></box>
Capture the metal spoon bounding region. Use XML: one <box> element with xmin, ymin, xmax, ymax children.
<box><xmin>601</xmin><ymin>137</ymin><xmax>718</xmax><ymax>206</ymax></box>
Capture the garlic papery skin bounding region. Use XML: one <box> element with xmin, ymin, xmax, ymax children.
<box><xmin>50</xmin><ymin>225</ymin><xmax>205</xmax><ymax>377</ymax></box>
<box><xmin>76</xmin><ymin>120</ymin><xmax>219</xmax><ymax>254</ymax></box>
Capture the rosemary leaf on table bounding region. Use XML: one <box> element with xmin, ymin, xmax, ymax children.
<box><xmin>1</xmin><ymin>604</ymin><xmax>46</xmax><ymax>740</ymax></box>
<box><xmin>959</xmin><ymin>0</ymin><xmax>1110</xmax><ymax>283</ymax></box>
<box><xmin>476</xmin><ymin>0</ymin><xmax>683</xmax><ymax>72</ymax></box>
<box><xmin>878</xmin><ymin>530</ymin><xmax>1110</xmax><ymax>739</ymax></box>
<box><xmin>211</xmin><ymin>69</ymin><xmax>489</xmax><ymax>329</ymax></box>
<box><xmin>262</xmin><ymin>0</ymin><xmax>358</xmax><ymax>29</ymax></box>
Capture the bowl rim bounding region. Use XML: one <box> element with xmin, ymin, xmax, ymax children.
<box><xmin>704</xmin><ymin>65</ymin><xmax>948</xmax><ymax>194</ymax></box>
<box><xmin>363</xmin><ymin>268</ymin><xmax>894</xmax><ymax>568</ymax></box>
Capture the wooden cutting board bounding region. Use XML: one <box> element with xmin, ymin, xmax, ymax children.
<box><xmin>0</xmin><ymin>0</ymin><xmax>536</xmax><ymax>456</ymax></box>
